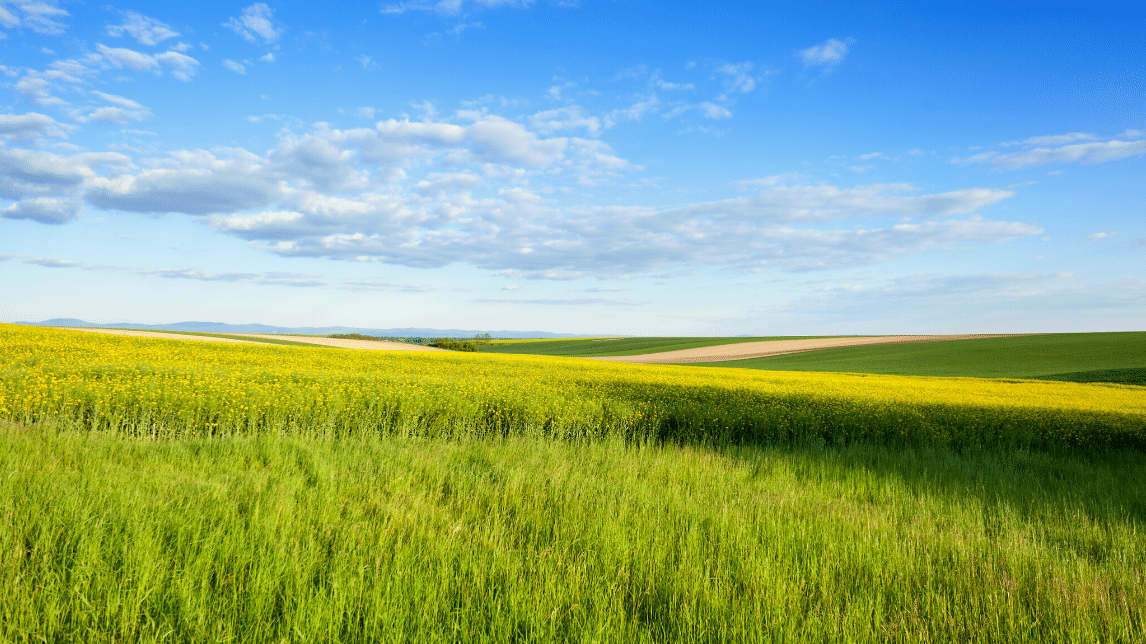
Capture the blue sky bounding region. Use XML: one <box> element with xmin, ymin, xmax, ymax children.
<box><xmin>1</xmin><ymin>1</ymin><xmax>1143</xmax><ymax>334</ymax></box>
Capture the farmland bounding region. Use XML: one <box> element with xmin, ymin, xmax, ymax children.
<box><xmin>477</xmin><ymin>336</ymin><xmax>831</xmax><ymax>357</ymax></box>
<box><xmin>700</xmin><ymin>332</ymin><xmax>1146</xmax><ymax>385</ymax></box>
<box><xmin>2</xmin><ymin>323</ymin><xmax>1145</xmax><ymax>642</ymax></box>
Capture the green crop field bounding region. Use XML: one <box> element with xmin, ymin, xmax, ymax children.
<box><xmin>2</xmin><ymin>324</ymin><xmax>1145</xmax><ymax>642</ymax></box>
<box><xmin>478</xmin><ymin>336</ymin><xmax>833</xmax><ymax>357</ymax></box>
<box><xmin>696</xmin><ymin>332</ymin><xmax>1146</xmax><ymax>386</ymax></box>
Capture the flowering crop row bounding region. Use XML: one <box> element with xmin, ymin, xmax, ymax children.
<box><xmin>2</xmin><ymin>324</ymin><xmax>1143</xmax><ymax>450</ymax></box>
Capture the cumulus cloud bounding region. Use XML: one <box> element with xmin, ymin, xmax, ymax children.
<box><xmin>0</xmin><ymin>148</ymin><xmax>131</xmax><ymax>200</ymax></box>
<box><xmin>85</xmin><ymin>148</ymin><xmax>281</xmax><ymax>215</ymax></box>
<box><xmin>195</xmin><ymin>170</ymin><xmax>1030</xmax><ymax>276</ymax></box>
<box><xmin>800</xmin><ymin>38</ymin><xmax>850</xmax><ymax>67</ymax></box>
<box><xmin>466</xmin><ymin>117</ymin><xmax>566</xmax><ymax>167</ymax></box>
<box><xmin>0</xmin><ymin>112</ymin><xmax>69</xmax><ymax>141</ymax></box>
<box><xmin>1</xmin><ymin>103</ymin><xmax>1033</xmax><ymax>278</ymax></box>
<box><xmin>954</xmin><ymin>133</ymin><xmax>1146</xmax><ymax>170</ymax></box>
<box><xmin>106</xmin><ymin>10</ymin><xmax>179</xmax><ymax>46</ymax></box>
<box><xmin>225</xmin><ymin>3</ymin><xmax>282</xmax><ymax>43</ymax></box>
<box><xmin>1</xmin><ymin>197</ymin><xmax>81</xmax><ymax>224</ymax></box>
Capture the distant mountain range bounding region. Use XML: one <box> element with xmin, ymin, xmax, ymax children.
<box><xmin>14</xmin><ymin>319</ymin><xmax>590</xmax><ymax>340</ymax></box>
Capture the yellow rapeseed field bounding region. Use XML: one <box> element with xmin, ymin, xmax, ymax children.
<box><xmin>2</xmin><ymin>323</ymin><xmax>1143</xmax><ymax>448</ymax></box>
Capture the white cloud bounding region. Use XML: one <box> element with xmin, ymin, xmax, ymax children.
<box><xmin>699</xmin><ymin>102</ymin><xmax>732</xmax><ymax>119</ymax></box>
<box><xmin>649</xmin><ymin>70</ymin><xmax>693</xmax><ymax>91</ymax></box>
<box><xmin>94</xmin><ymin>44</ymin><xmax>200</xmax><ymax>81</ymax></box>
<box><xmin>106</xmin><ymin>10</ymin><xmax>179</xmax><ymax>46</ymax></box>
<box><xmin>715</xmin><ymin>62</ymin><xmax>756</xmax><ymax>93</ymax></box>
<box><xmin>13</xmin><ymin>1</ymin><xmax>68</xmax><ymax>35</ymax></box>
<box><xmin>0</xmin><ymin>5</ymin><xmax>18</xmax><ymax>29</ymax></box>
<box><xmin>1088</xmin><ymin>231</ymin><xmax>1116</xmax><ymax>240</ymax></box>
<box><xmin>0</xmin><ymin>148</ymin><xmax>131</xmax><ymax>200</ymax></box>
<box><xmin>1001</xmin><ymin>132</ymin><xmax>1095</xmax><ymax>147</ymax></box>
<box><xmin>85</xmin><ymin>148</ymin><xmax>280</xmax><ymax>215</ymax></box>
<box><xmin>97</xmin><ymin>43</ymin><xmax>159</xmax><ymax>71</ymax></box>
<box><xmin>71</xmin><ymin>92</ymin><xmax>152</xmax><ymax>125</ymax></box>
<box><xmin>225</xmin><ymin>3</ymin><xmax>283</xmax><ymax>43</ymax></box>
<box><xmin>800</xmin><ymin>38</ymin><xmax>850</xmax><ymax>67</ymax></box>
<box><xmin>381</xmin><ymin>0</ymin><xmax>538</xmax><ymax>16</ymax></box>
<box><xmin>155</xmin><ymin>51</ymin><xmax>199</xmax><ymax>81</ymax></box>
<box><xmin>259</xmin><ymin>52</ymin><xmax>276</xmax><ymax>63</ymax></box>
<box><xmin>529</xmin><ymin>105</ymin><xmax>601</xmax><ymax>135</ymax></box>
<box><xmin>603</xmin><ymin>94</ymin><xmax>660</xmax><ymax>127</ymax></box>
<box><xmin>466</xmin><ymin>117</ymin><xmax>566</xmax><ymax>167</ymax></box>
<box><xmin>0</xmin><ymin>112</ymin><xmax>68</xmax><ymax>140</ymax></box>
<box><xmin>196</xmin><ymin>173</ymin><xmax>1028</xmax><ymax>277</ymax></box>
<box><xmin>15</xmin><ymin>75</ymin><xmax>66</xmax><ymax>107</ymax></box>
<box><xmin>90</xmin><ymin>91</ymin><xmax>143</xmax><ymax>109</ymax></box>
<box><xmin>1</xmin><ymin>197</ymin><xmax>80</xmax><ymax>224</ymax></box>
<box><xmin>954</xmin><ymin>133</ymin><xmax>1146</xmax><ymax>169</ymax></box>
<box><xmin>16</xmin><ymin>108</ymin><xmax>1032</xmax><ymax>278</ymax></box>
<box><xmin>71</xmin><ymin>106</ymin><xmax>151</xmax><ymax>125</ymax></box>
<box><xmin>223</xmin><ymin>59</ymin><xmax>247</xmax><ymax>75</ymax></box>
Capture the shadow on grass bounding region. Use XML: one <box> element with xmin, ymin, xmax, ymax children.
<box><xmin>1039</xmin><ymin>367</ymin><xmax>1146</xmax><ymax>387</ymax></box>
<box><xmin>716</xmin><ymin>437</ymin><xmax>1146</xmax><ymax>561</ymax></box>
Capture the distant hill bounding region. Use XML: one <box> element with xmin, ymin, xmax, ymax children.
<box><xmin>14</xmin><ymin>319</ymin><xmax>591</xmax><ymax>340</ymax></box>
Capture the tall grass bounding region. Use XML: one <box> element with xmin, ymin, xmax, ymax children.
<box><xmin>2</xmin><ymin>423</ymin><xmax>1143</xmax><ymax>643</ymax></box>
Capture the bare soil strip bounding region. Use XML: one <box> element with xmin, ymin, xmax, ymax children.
<box><xmin>228</xmin><ymin>334</ymin><xmax>448</xmax><ymax>352</ymax></box>
<box><xmin>60</xmin><ymin>329</ymin><xmax>448</xmax><ymax>352</ymax></box>
<box><xmin>61</xmin><ymin>328</ymin><xmax>260</xmax><ymax>344</ymax></box>
<box><xmin>590</xmin><ymin>334</ymin><xmax>1034</xmax><ymax>365</ymax></box>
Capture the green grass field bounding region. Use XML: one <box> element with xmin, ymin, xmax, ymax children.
<box><xmin>4</xmin><ymin>423</ymin><xmax>1144</xmax><ymax>643</ymax></box>
<box><xmin>698</xmin><ymin>332</ymin><xmax>1146</xmax><ymax>385</ymax></box>
<box><xmin>478</xmin><ymin>336</ymin><xmax>832</xmax><ymax>357</ymax></box>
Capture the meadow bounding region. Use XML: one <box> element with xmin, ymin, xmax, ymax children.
<box><xmin>2</xmin><ymin>323</ymin><xmax>1145</xmax><ymax>642</ymax></box>
<box><xmin>702</xmin><ymin>332</ymin><xmax>1146</xmax><ymax>386</ymax></box>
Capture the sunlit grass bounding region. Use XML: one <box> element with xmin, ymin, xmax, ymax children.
<box><xmin>2</xmin><ymin>424</ymin><xmax>1143</xmax><ymax>643</ymax></box>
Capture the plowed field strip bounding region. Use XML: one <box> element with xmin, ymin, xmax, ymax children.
<box><xmin>591</xmin><ymin>334</ymin><xmax>1035</xmax><ymax>364</ymax></box>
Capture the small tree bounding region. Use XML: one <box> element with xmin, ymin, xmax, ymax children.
<box><xmin>474</xmin><ymin>333</ymin><xmax>493</xmax><ymax>344</ymax></box>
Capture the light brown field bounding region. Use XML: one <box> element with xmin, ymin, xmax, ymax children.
<box><xmin>590</xmin><ymin>334</ymin><xmax>1033</xmax><ymax>364</ymax></box>
<box><xmin>61</xmin><ymin>329</ymin><xmax>447</xmax><ymax>352</ymax></box>
<box><xmin>228</xmin><ymin>334</ymin><xmax>447</xmax><ymax>352</ymax></box>
<box><xmin>62</xmin><ymin>328</ymin><xmax>257</xmax><ymax>344</ymax></box>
